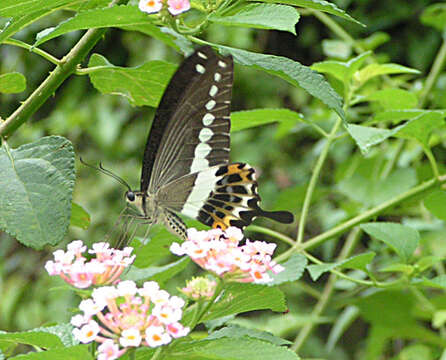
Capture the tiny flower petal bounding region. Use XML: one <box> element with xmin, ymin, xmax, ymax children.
<box><xmin>139</xmin><ymin>0</ymin><xmax>163</xmax><ymax>14</ymax></box>
<box><xmin>120</xmin><ymin>328</ymin><xmax>142</xmax><ymax>347</ymax></box>
<box><xmin>73</xmin><ymin>320</ymin><xmax>100</xmax><ymax>343</ymax></box>
<box><xmin>167</xmin><ymin>0</ymin><xmax>190</xmax><ymax>16</ymax></box>
<box><xmin>97</xmin><ymin>340</ymin><xmax>121</xmax><ymax>360</ymax></box>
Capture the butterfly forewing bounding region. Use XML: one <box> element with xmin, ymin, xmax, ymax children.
<box><xmin>144</xmin><ymin>47</ymin><xmax>233</xmax><ymax>194</ymax></box>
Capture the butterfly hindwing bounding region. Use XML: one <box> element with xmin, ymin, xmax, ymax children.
<box><xmin>158</xmin><ymin>163</ymin><xmax>293</xmax><ymax>230</ymax></box>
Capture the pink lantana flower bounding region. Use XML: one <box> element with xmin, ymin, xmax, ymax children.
<box><xmin>71</xmin><ymin>281</ymin><xmax>189</xmax><ymax>359</ymax></box>
<box><xmin>45</xmin><ymin>240</ymin><xmax>135</xmax><ymax>289</ymax></box>
<box><xmin>170</xmin><ymin>227</ymin><xmax>284</xmax><ymax>284</ymax></box>
<box><xmin>167</xmin><ymin>0</ymin><xmax>190</xmax><ymax>15</ymax></box>
<box><xmin>139</xmin><ymin>0</ymin><xmax>163</xmax><ymax>14</ymax></box>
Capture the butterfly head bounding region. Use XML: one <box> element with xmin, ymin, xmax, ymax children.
<box><xmin>125</xmin><ymin>190</ymin><xmax>146</xmax><ymax>216</ymax></box>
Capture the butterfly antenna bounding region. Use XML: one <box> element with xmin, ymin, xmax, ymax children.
<box><xmin>79</xmin><ymin>157</ymin><xmax>132</xmax><ymax>192</ymax></box>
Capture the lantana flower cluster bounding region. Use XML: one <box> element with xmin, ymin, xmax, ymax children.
<box><xmin>71</xmin><ymin>281</ymin><xmax>190</xmax><ymax>359</ymax></box>
<box><xmin>181</xmin><ymin>277</ymin><xmax>217</xmax><ymax>300</ymax></box>
<box><xmin>139</xmin><ymin>0</ymin><xmax>190</xmax><ymax>16</ymax></box>
<box><xmin>45</xmin><ymin>240</ymin><xmax>135</xmax><ymax>288</ymax></box>
<box><xmin>170</xmin><ymin>227</ymin><xmax>285</xmax><ymax>283</ymax></box>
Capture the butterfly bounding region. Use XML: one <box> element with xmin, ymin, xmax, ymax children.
<box><xmin>124</xmin><ymin>46</ymin><xmax>294</xmax><ymax>240</ymax></box>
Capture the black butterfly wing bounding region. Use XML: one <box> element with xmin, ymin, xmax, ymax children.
<box><xmin>141</xmin><ymin>46</ymin><xmax>233</xmax><ymax>195</ymax></box>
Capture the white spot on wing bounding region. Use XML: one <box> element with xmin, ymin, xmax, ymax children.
<box><xmin>214</xmin><ymin>73</ymin><xmax>222</xmax><ymax>82</ymax></box>
<box><xmin>183</xmin><ymin>167</ymin><xmax>221</xmax><ymax>217</ymax></box>
<box><xmin>197</xmin><ymin>52</ymin><xmax>208</xmax><ymax>59</ymax></box>
<box><xmin>190</xmin><ymin>158</ymin><xmax>208</xmax><ymax>174</ymax></box>
<box><xmin>196</xmin><ymin>64</ymin><xmax>206</xmax><ymax>74</ymax></box>
<box><xmin>202</xmin><ymin>113</ymin><xmax>215</xmax><ymax>125</ymax></box>
<box><xmin>199</xmin><ymin>127</ymin><xmax>213</xmax><ymax>142</ymax></box>
<box><xmin>209</xmin><ymin>85</ymin><xmax>218</xmax><ymax>97</ymax></box>
<box><xmin>218</xmin><ymin>60</ymin><xmax>227</xmax><ymax>68</ymax></box>
<box><xmin>205</xmin><ymin>100</ymin><xmax>216</xmax><ymax>110</ymax></box>
<box><xmin>194</xmin><ymin>142</ymin><xmax>211</xmax><ymax>158</ymax></box>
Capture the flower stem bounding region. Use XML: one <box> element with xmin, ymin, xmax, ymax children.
<box><xmin>296</xmin><ymin>116</ymin><xmax>343</xmax><ymax>245</ymax></box>
<box><xmin>291</xmin><ymin>227</ymin><xmax>359</xmax><ymax>352</ymax></box>
<box><xmin>247</xmin><ymin>225</ymin><xmax>295</xmax><ymax>246</ymax></box>
<box><xmin>419</xmin><ymin>34</ymin><xmax>446</xmax><ymax>108</ymax></box>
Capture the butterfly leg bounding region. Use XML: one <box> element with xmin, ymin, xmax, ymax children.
<box><xmin>162</xmin><ymin>210</ymin><xmax>187</xmax><ymax>241</ymax></box>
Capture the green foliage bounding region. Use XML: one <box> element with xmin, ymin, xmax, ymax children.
<box><xmin>168</xmin><ymin>338</ymin><xmax>300</xmax><ymax>359</ymax></box>
<box><xmin>209</xmin><ymin>3</ymin><xmax>300</xmax><ymax>34</ymax></box>
<box><xmin>0</xmin><ymin>136</ymin><xmax>75</xmax><ymax>248</ymax></box>
<box><xmin>0</xmin><ymin>72</ymin><xmax>26</xmax><ymax>94</ymax></box>
<box><xmin>361</xmin><ymin>223</ymin><xmax>419</xmax><ymax>263</ymax></box>
<box><xmin>1</xmin><ymin>0</ymin><xmax>446</xmax><ymax>359</ymax></box>
<box><xmin>88</xmin><ymin>54</ymin><xmax>176</xmax><ymax>107</ymax></box>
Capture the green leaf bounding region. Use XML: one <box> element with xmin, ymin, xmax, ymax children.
<box><xmin>397</xmin><ymin>345</ymin><xmax>433</xmax><ymax>360</ymax></box>
<box><xmin>347</xmin><ymin>112</ymin><xmax>445</xmax><ymax>152</ymax></box>
<box><xmin>415</xmin><ymin>256</ymin><xmax>444</xmax><ymax>272</ymax></box>
<box><xmin>0</xmin><ymin>331</ymin><xmax>63</xmax><ymax>349</ymax></box>
<box><xmin>210</xmin><ymin>3</ymin><xmax>299</xmax><ymax>34</ymax></box>
<box><xmin>373</xmin><ymin>109</ymin><xmax>446</xmax><ymax>123</ymax></box>
<box><xmin>414</xmin><ymin>275</ymin><xmax>446</xmax><ymax>289</ymax></box>
<box><xmin>307</xmin><ymin>252</ymin><xmax>375</xmax><ymax>281</ymax></box>
<box><xmin>269</xmin><ymin>253</ymin><xmax>307</xmax><ymax>285</ymax></box>
<box><xmin>337</xmin><ymin>168</ymin><xmax>417</xmax><ymax>207</ymax></box>
<box><xmin>0</xmin><ymin>0</ymin><xmax>75</xmax><ymax>16</ymax></box>
<box><xmin>218</xmin><ymin>45</ymin><xmax>345</xmax><ymax>120</ymax></box>
<box><xmin>250</xmin><ymin>0</ymin><xmax>363</xmax><ymax>26</ymax></box>
<box><xmin>87</xmin><ymin>53</ymin><xmax>176</xmax><ymax>107</ymax></box>
<box><xmin>0</xmin><ymin>72</ymin><xmax>26</xmax><ymax>94</ymax></box>
<box><xmin>395</xmin><ymin>111</ymin><xmax>445</xmax><ymax>146</ymax></box>
<box><xmin>0</xmin><ymin>11</ymin><xmax>46</xmax><ymax>43</ymax></box>
<box><xmin>132</xmin><ymin>227</ymin><xmax>177</xmax><ymax>268</ymax></box>
<box><xmin>201</xmin><ymin>283</ymin><xmax>286</xmax><ymax>321</ymax></box>
<box><xmin>0</xmin><ymin>136</ymin><xmax>75</xmax><ymax>248</ymax></box>
<box><xmin>421</xmin><ymin>3</ymin><xmax>446</xmax><ymax>31</ymax></box>
<box><xmin>169</xmin><ymin>338</ymin><xmax>300</xmax><ymax>360</ymax></box>
<box><xmin>231</xmin><ymin>108</ymin><xmax>304</xmax><ymax>132</ymax></box>
<box><xmin>34</xmin><ymin>5</ymin><xmax>178</xmax><ymax>49</ymax></box>
<box><xmin>322</xmin><ymin>39</ymin><xmax>352</xmax><ymax>59</ymax></box>
<box><xmin>360</xmin><ymin>222</ymin><xmax>419</xmax><ymax>263</ymax></box>
<box><xmin>424</xmin><ymin>191</ymin><xmax>446</xmax><ymax>221</ymax></box>
<box><xmin>380</xmin><ymin>263</ymin><xmax>414</xmax><ymax>275</ymax></box>
<box><xmin>8</xmin><ymin>345</ymin><xmax>93</xmax><ymax>360</ymax></box>
<box><xmin>123</xmin><ymin>257</ymin><xmax>190</xmax><ymax>284</ymax></box>
<box><xmin>355</xmin><ymin>32</ymin><xmax>390</xmax><ymax>51</ymax></box>
<box><xmin>206</xmin><ymin>325</ymin><xmax>292</xmax><ymax>345</ymax></box>
<box><xmin>33</xmin><ymin>324</ymin><xmax>77</xmax><ymax>347</ymax></box>
<box><xmin>356</xmin><ymin>63</ymin><xmax>420</xmax><ymax>84</ymax></box>
<box><xmin>311</xmin><ymin>51</ymin><xmax>372</xmax><ymax>85</ymax></box>
<box><xmin>69</xmin><ymin>202</ymin><xmax>90</xmax><ymax>230</ymax></box>
<box><xmin>365</xmin><ymin>89</ymin><xmax>418</xmax><ymax>110</ymax></box>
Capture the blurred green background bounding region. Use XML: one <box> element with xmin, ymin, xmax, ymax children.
<box><xmin>1</xmin><ymin>0</ymin><xmax>445</xmax><ymax>358</ymax></box>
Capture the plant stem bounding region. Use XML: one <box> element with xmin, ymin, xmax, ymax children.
<box><xmin>0</xmin><ymin>0</ymin><xmax>122</xmax><ymax>138</ymax></box>
<box><xmin>3</xmin><ymin>38</ymin><xmax>61</xmax><ymax>65</ymax></box>
<box><xmin>419</xmin><ymin>35</ymin><xmax>446</xmax><ymax>108</ymax></box>
<box><xmin>310</xmin><ymin>10</ymin><xmax>363</xmax><ymax>53</ymax></box>
<box><xmin>189</xmin><ymin>278</ymin><xmax>224</xmax><ymax>329</ymax></box>
<box><xmin>276</xmin><ymin>174</ymin><xmax>446</xmax><ymax>262</ymax></box>
<box><xmin>248</xmin><ymin>225</ymin><xmax>295</xmax><ymax>246</ymax></box>
<box><xmin>292</xmin><ymin>227</ymin><xmax>360</xmax><ymax>352</ymax></box>
<box><xmin>296</xmin><ymin>117</ymin><xmax>343</xmax><ymax>245</ymax></box>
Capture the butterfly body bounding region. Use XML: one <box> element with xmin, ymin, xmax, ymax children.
<box><xmin>125</xmin><ymin>46</ymin><xmax>293</xmax><ymax>240</ymax></box>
